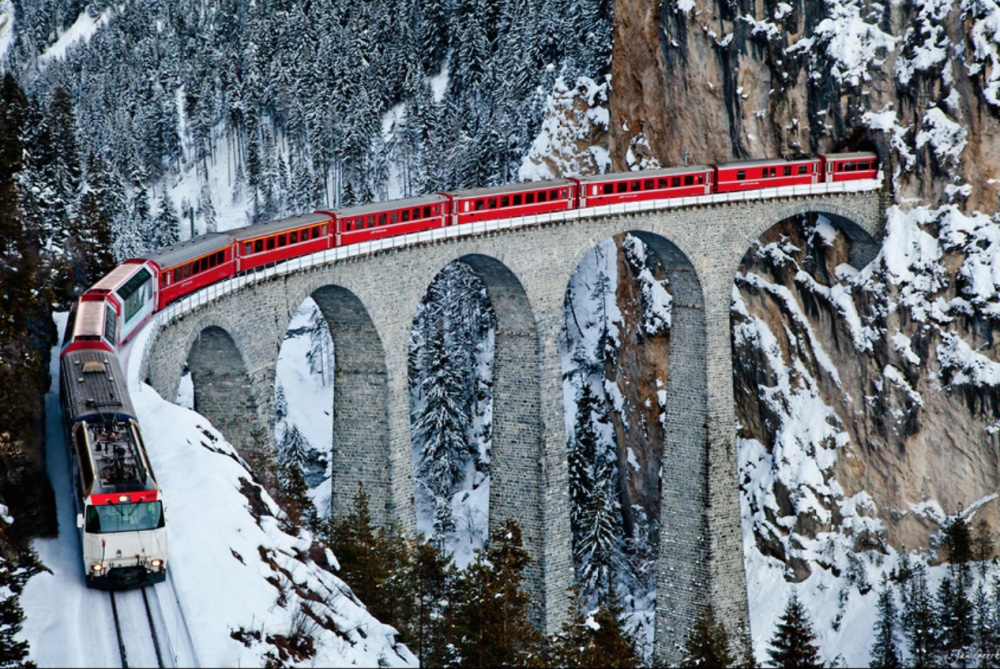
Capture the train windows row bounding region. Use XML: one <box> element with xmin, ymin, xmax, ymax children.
<box><xmin>735</xmin><ymin>164</ymin><xmax>812</xmax><ymax>180</ymax></box>
<box><xmin>167</xmin><ymin>250</ymin><xmax>227</xmax><ymax>285</ymax></box>
<box><xmin>597</xmin><ymin>174</ymin><xmax>706</xmax><ymax>195</ymax></box>
<box><xmin>832</xmin><ymin>160</ymin><xmax>874</xmax><ymax>172</ymax></box>
<box><xmin>467</xmin><ymin>188</ymin><xmax>567</xmax><ymax>212</ymax></box>
<box><xmin>245</xmin><ymin>225</ymin><xmax>326</xmax><ymax>254</ymax></box>
<box><xmin>342</xmin><ymin>206</ymin><xmax>441</xmax><ymax>232</ymax></box>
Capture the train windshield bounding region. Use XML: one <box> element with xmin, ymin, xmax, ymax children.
<box><xmin>85</xmin><ymin>501</ymin><xmax>163</xmax><ymax>533</ymax></box>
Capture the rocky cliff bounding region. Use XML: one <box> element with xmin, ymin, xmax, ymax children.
<box><xmin>609</xmin><ymin>0</ymin><xmax>1000</xmax><ymax>213</ymax></box>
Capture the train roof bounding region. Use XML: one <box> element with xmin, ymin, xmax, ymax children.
<box><xmin>329</xmin><ymin>194</ymin><xmax>450</xmax><ymax>218</ymax></box>
<box><xmin>819</xmin><ymin>151</ymin><xmax>879</xmax><ymax>161</ymax></box>
<box><xmin>89</xmin><ymin>261</ymin><xmax>150</xmax><ymax>294</ymax></box>
<box><xmin>228</xmin><ymin>212</ymin><xmax>332</xmax><ymax>241</ymax></box>
<box><xmin>145</xmin><ymin>233</ymin><xmax>232</xmax><ymax>269</ymax></box>
<box><xmin>61</xmin><ymin>349</ymin><xmax>135</xmax><ymax>422</ymax></box>
<box><xmin>71</xmin><ymin>298</ymin><xmax>109</xmax><ymax>340</ymax></box>
<box><xmin>445</xmin><ymin>178</ymin><xmax>577</xmax><ymax>199</ymax></box>
<box><xmin>576</xmin><ymin>165</ymin><xmax>712</xmax><ymax>183</ymax></box>
<box><xmin>714</xmin><ymin>156</ymin><xmax>820</xmax><ymax>170</ymax></box>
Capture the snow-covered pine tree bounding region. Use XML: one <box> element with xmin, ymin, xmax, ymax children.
<box><xmin>568</xmin><ymin>382</ymin><xmax>599</xmax><ymax>533</ymax></box>
<box><xmin>870</xmin><ymin>577</ymin><xmax>902</xmax><ymax>669</ymax></box>
<box><xmin>306</xmin><ymin>307</ymin><xmax>334</xmax><ymax>387</ymax></box>
<box><xmin>413</xmin><ymin>299</ymin><xmax>470</xmax><ymax>505</ymax></box>
<box><xmin>766</xmin><ymin>593</ymin><xmax>822</xmax><ymax>669</ymax></box>
<box><xmin>575</xmin><ymin>454</ymin><xmax>623</xmax><ymax>603</ymax></box>
<box><xmin>151</xmin><ymin>190</ymin><xmax>181</xmax><ymax>249</ymax></box>
<box><xmin>197</xmin><ymin>183</ymin><xmax>217</xmax><ymax>234</ymax></box>
<box><xmin>132</xmin><ymin>186</ymin><xmax>154</xmax><ymax>252</ymax></box>
<box><xmin>902</xmin><ymin>564</ymin><xmax>940</xmax><ymax>668</ymax></box>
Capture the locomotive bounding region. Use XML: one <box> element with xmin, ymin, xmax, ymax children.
<box><xmin>58</xmin><ymin>150</ymin><xmax>879</xmax><ymax>586</ymax></box>
<box><xmin>59</xmin><ymin>348</ymin><xmax>167</xmax><ymax>589</ymax></box>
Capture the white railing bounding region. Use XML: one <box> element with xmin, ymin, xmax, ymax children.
<box><xmin>128</xmin><ymin>176</ymin><xmax>882</xmax><ymax>387</ymax></box>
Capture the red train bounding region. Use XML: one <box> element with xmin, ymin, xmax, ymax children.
<box><xmin>61</xmin><ymin>151</ymin><xmax>878</xmax><ymax>356</ymax></box>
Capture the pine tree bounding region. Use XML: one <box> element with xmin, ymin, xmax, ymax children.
<box><xmin>575</xmin><ymin>452</ymin><xmax>623</xmax><ymax>604</ymax></box>
<box><xmin>902</xmin><ymin>564</ymin><xmax>939</xmax><ymax>668</ymax></box>
<box><xmin>870</xmin><ymin>577</ymin><xmax>902</xmax><ymax>669</ymax></box>
<box><xmin>451</xmin><ymin>519</ymin><xmax>543</xmax><ymax>667</ymax></box>
<box><xmin>766</xmin><ymin>592</ymin><xmax>822</xmax><ymax>669</ymax></box>
<box><xmin>681</xmin><ymin>604</ymin><xmax>735</xmax><ymax>668</ymax></box>
<box><xmin>133</xmin><ymin>187</ymin><xmax>154</xmax><ymax>252</ymax></box>
<box><xmin>939</xmin><ymin>517</ymin><xmax>975</xmax><ymax>664</ymax></box>
<box><xmin>937</xmin><ymin>574</ymin><xmax>973</xmax><ymax>666</ymax></box>
<box><xmin>547</xmin><ymin>588</ymin><xmax>596</xmax><ymax>668</ymax></box>
<box><xmin>972</xmin><ymin>579</ymin><xmax>998</xmax><ymax>668</ymax></box>
<box><xmin>197</xmin><ymin>183</ymin><xmax>217</xmax><ymax>233</ymax></box>
<box><xmin>971</xmin><ymin>518</ymin><xmax>994</xmax><ymax>574</ymax></box>
<box><xmin>151</xmin><ymin>190</ymin><xmax>181</xmax><ymax>249</ymax></box>
<box><xmin>405</xmin><ymin>539</ymin><xmax>455</xmax><ymax>665</ymax></box>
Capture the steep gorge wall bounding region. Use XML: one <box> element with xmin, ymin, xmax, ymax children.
<box><xmin>609</xmin><ymin>0</ymin><xmax>1000</xmax><ymax>213</ymax></box>
<box><xmin>733</xmin><ymin>214</ymin><xmax>1000</xmax><ymax>572</ymax></box>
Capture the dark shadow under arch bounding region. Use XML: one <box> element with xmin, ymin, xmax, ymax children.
<box><xmin>187</xmin><ymin>325</ymin><xmax>259</xmax><ymax>457</ymax></box>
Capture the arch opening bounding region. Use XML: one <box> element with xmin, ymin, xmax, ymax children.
<box><xmin>408</xmin><ymin>260</ymin><xmax>496</xmax><ymax>566</ymax></box>
<box><xmin>731</xmin><ymin>211</ymin><xmax>887</xmax><ymax>653</ymax></box>
<box><xmin>186</xmin><ymin>325</ymin><xmax>259</xmax><ymax>459</ymax></box>
<box><xmin>274</xmin><ymin>297</ymin><xmax>335</xmax><ymax>519</ymax></box>
<box><xmin>561</xmin><ymin>231</ymin><xmax>706</xmax><ymax>658</ymax></box>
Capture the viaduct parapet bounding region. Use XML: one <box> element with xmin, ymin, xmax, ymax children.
<box><xmin>137</xmin><ymin>184</ymin><xmax>884</xmax><ymax>663</ymax></box>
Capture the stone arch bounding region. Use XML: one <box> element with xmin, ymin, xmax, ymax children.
<box><xmin>757</xmin><ymin>204</ymin><xmax>881</xmax><ymax>270</ymax></box>
<box><xmin>411</xmin><ymin>252</ymin><xmax>545</xmax><ymax>612</ymax></box>
<box><xmin>560</xmin><ymin>229</ymin><xmax>710</xmax><ymax>656</ymax></box>
<box><xmin>307</xmin><ymin>284</ymin><xmax>392</xmax><ymax>525</ymax></box>
<box><xmin>186</xmin><ymin>325</ymin><xmax>260</xmax><ymax>457</ymax></box>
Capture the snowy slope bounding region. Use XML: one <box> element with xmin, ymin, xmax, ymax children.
<box><xmin>20</xmin><ymin>314</ymin><xmax>415</xmax><ymax>668</ymax></box>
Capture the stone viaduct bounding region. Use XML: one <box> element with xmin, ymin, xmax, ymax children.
<box><xmin>138</xmin><ymin>184</ymin><xmax>884</xmax><ymax>663</ymax></box>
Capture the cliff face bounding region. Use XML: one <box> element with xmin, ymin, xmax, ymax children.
<box><xmin>733</xmin><ymin>211</ymin><xmax>1000</xmax><ymax>574</ymax></box>
<box><xmin>597</xmin><ymin>0</ymin><xmax>1000</xmax><ymax>566</ymax></box>
<box><xmin>609</xmin><ymin>0</ymin><xmax>1000</xmax><ymax>212</ymax></box>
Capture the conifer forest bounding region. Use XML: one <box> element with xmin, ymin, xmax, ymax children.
<box><xmin>2</xmin><ymin>0</ymin><xmax>1000</xmax><ymax>666</ymax></box>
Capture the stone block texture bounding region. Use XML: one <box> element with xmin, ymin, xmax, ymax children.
<box><xmin>141</xmin><ymin>191</ymin><xmax>882</xmax><ymax>663</ymax></box>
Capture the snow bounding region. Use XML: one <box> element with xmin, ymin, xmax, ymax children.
<box><xmin>519</xmin><ymin>76</ymin><xmax>611</xmax><ymax>181</ymax></box>
<box><xmin>915</xmin><ymin>107</ymin><xmax>968</xmax><ymax>167</ymax></box>
<box><xmin>0</xmin><ymin>1</ymin><xmax>13</xmax><ymax>64</ymax></box>
<box><xmin>894</xmin><ymin>0</ymin><xmax>951</xmax><ymax>86</ymax></box>
<box><xmin>38</xmin><ymin>7</ymin><xmax>114</xmax><ymax>67</ymax></box>
<box><xmin>791</xmin><ymin>0</ymin><xmax>896</xmax><ymax>88</ymax></box>
<box><xmin>965</xmin><ymin>0</ymin><xmax>1000</xmax><ymax>107</ymax></box>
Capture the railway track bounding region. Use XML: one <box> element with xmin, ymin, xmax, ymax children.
<box><xmin>110</xmin><ymin>588</ymin><xmax>165</xmax><ymax>668</ymax></box>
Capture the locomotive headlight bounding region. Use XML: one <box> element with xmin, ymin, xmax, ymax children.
<box><xmin>91</xmin><ymin>563</ymin><xmax>106</xmax><ymax>573</ymax></box>
<box><xmin>151</xmin><ymin>559</ymin><xmax>163</xmax><ymax>569</ymax></box>
<box><xmin>117</xmin><ymin>494</ymin><xmax>130</xmax><ymax>503</ymax></box>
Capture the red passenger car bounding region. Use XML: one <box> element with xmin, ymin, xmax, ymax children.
<box><xmin>231</xmin><ymin>213</ymin><xmax>333</xmax><ymax>273</ymax></box>
<box><xmin>444</xmin><ymin>179</ymin><xmax>578</xmax><ymax>226</ymax></box>
<box><xmin>329</xmin><ymin>195</ymin><xmax>449</xmax><ymax>245</ymax></box>
<box><xmin>819</xmin><ymin>151</ymin><xmax>879</xmax><ymax>182</ymax></box>
<box><xmin>713</xmin><ymin>157</ymin><xmax>821</xmax><ymax>193</ymax></box>
<box><xmin>147</xmin><ymin>234</ymin><xmax>236</xmax><ymax>310</ymax></box>
<box><xmin>578</xmin><ymin>166</ymin><xmax>713</xmax><ymax>207</ymax></box>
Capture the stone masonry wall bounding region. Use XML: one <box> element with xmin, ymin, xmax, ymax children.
<box><xmin>141</xmin><ymin>190</ymin><xmax>882</xmax><ymax>662</ymax></box>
